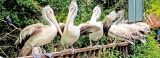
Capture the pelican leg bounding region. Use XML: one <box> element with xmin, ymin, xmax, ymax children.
<box><xmin>70</xmin><ymin>45</ymin><xmax>77</xmax><ymax>54</ymax></box>
<box><xmin>39</xmin><ymin>46</ymin><xmax>52</xmax><ymax>58</ymax></box>
<box><xmin>63</xmin><ymin>45</ymin><xmax>67</xmax><ymax>50</ymax></box>
<box><xmin>40</xmin><ymin>46</ymin><xmax>46</xmax><ymax>53</ymax></box>
<box><xmin>32</xmin><ymin>47</ymin><xmax>41</xmax><ymax>58</ymax></box>
<box><xmin>111</xmin><ymin>38</ymin><xmax>118</xmax><ymax>45</ymax></box>
<box><xmin>96</xmin><ymin>39</ymin><xmax>102</xmax><ymax>48</ymax></box>
<box><xmin>44</xmin><ymin>53</ymin><xmax>53</xmax><ymax>58</ymax></box>
<box><xmin>61</xmin><ymin>45</ymin><xmax>70</xmax><ymax>52</ymax></box>
<box><xmin>90</xmin><ymin>38</ymin><xmax>93</xmax><ymax>47</ymax></box>
<box><xmin>113</xmin><ymin>38</ymin><xmax>117</xmax><ymax>44</ymax></box>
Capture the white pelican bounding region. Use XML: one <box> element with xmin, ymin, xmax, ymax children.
<box><xmin>105</xmin><ymin>10</ymin><xmax>135</xmax><ymax>44</ymax></box>
<box><xmin>88</xmin><ymin>5</ymin><xmax>103</xmax><ymax>47</ymax></box>
<box><xmin>88</xmin><ymin>6</ymin><xmax>119</xmax><ymax>47</ymax></box>
<box><xmin>114</xmin><ymin>10</ymin><xmax>146</xmax><ymax>43</ymax></box>
<box><xmin>14</xmin><ymin>5</ymin><xmax>63</xmax><ymax>57</ymax></box>
<box><xmin>135</xmin><ymin>22</ymin><xmax>151</xmax><ymax>34</ymax></box>
<box><xmin>113</xmin><ymin>10</ymin><xmax>151</xmax><ymax>35</ymax></box>
<box><xmin>118</xmin><ymin>23</ymin><xmax>147</xmax><ymax>43</ymax></box>
<box><xmin>60</xmin><ymin>0</ymin><xmax>101</xmax><ymax>54</ymax></box>
<box><xmin>102</xmin><ymin>10</ymin><xmax>117</xmax><ymax>36</ymax></box>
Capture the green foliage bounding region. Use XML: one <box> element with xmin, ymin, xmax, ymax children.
<box><xmin>128</xmin><ymin>29</ymin><xmax>160</xmax><ymax>58</ymax></box>
<box><xmin>145</xmin><ymin>0</ymin><xmax>160</xmax><ymax>18</ymax></box>
<box><xmin>100</xmin><ymin>48</ymin><xmax>124</xmax><ymax>58</ymax></box>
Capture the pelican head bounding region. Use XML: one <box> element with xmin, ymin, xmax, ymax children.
<box><xmin>116</xmin><ymin>10</ymin><xmax>125</xmax><ymax>18</ymax></box>
<box><xmin>42</xmin><ymin>5</ymin><xmax>63</xmax><ymax>37</ymax></box>
<box><xmin>63</xmin><ymin>0</ymin><xmax>78</xmax><ymax>35</ymax></box>
<box><xmin>90</xmin><ymin>5</ymin><xmax>101</xmax><ymax>22</ymax></box>
<box><xmin>107</xmin><ymin>10</ymin><xmax>117</xmax><ymax>21</ymax></box>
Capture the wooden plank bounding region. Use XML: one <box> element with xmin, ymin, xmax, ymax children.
<box><xmin>90</xmin><ymin>50</ymin><xmax>95</xmax><ymax>58</ymax></box>
<box><xmin>18</xmin><ymin>42</ymin><xmax>130</xmax><ymax>58</ymax></box>
<box><xmin>17</xmin><ymin>55</ymin><xmax>48</xmax><ymax>58</ymax></box>
<box><xmin>125</xmin><ymin>46</ymin><xmax>128</xmax><ymax>56</ymax></box>
<box><xmin>63</xmin><ymin>55</ymin><xmax>67</xmax><ymax>58</ymax></box>
<box><xmin>75</xmin><ymin>53</ymin><xmax>80</xmax><ymax>58</ymax></box>
<box><xmin>86</xmin><ymin>51</ymin><xmax>90</xmax><ymax>58</ymax></box>
<box><xmin>81</xmin><ymin>52</ymin><xmax>85</xmax><ymax>58</ymax></box>
<box><xmin>97</xmin><ymin>49</ymin><xmax>101</xmax><ymax>58</ymax></box>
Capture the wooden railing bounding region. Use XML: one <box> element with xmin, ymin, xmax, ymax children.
<box><xmin>19</xmin><ymin>42</ymin><xmax>130</xmax><ymax>58</ymax></box>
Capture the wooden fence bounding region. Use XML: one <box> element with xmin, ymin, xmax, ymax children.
<box><xmin>19</xmin><ymin>42</ymin><xmax>130</xmax><ymax>58</ymax></box>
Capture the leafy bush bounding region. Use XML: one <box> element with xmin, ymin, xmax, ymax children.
<box><xmin>128</xmin><ymin>29</ymin><xmax>160</xmax><ymax>58</ymax></box>
<box><xmin>145</xmin><ymin>0</ymin><xmax>160</xmax><ymax>18</ymax></box>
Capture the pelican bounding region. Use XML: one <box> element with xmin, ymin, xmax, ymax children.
<box><xmin>30</xmin><ymin>46</ymin><xmax>43</xmax><ymax>58</ymax></box>
<box><xmin>102</xmin><ymin>10</ymin><xmax>117</xmax><ymax>36</ymax></box>
<box><xmin>14</xmin><ymin>5</ymin><xmax>63</xmax><ymax>57</ymax></box>
<box><xmin>118</xmin><ymin>23</ymin><xmax>147</xmax><ymax>43</ymax></box>
<box><xmin>88</xmin><ymin>6</ymin><xmax>119</xmax><ymax>47</ymax></box>
<box><xmin>88</xmin><ymin>5</ymin><xmax>103</xmax><ymax>47</ymax></box>
<box><xmin>113</xmin><ymin>11</ymin><xmax>151</xmax><ymax>35</ymax></box>
<box><xmin>135</xmin><ymin>22</ymin><xmax>151</xmax><ymax>34</ymax></box>
<box><xmin>114</xmin><ymin>10</ymin><xmax>146</xmax><ymax>43</ymax></box>
<box><xmin>60</xmin><ymin>0</ymin><xmax>101</xmax><ymax>54</ymax></box>
<box><xmin>104</xmin><ymin>10</ymin><xmax>135</xmax><ymax>44</ymax></box>
<box><xmin>86</xmin><ymin>9</ymin><xmax>118</xmax><ymax>44</ymax></box>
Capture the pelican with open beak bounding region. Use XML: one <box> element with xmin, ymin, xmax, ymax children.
<box><xmin>14</xmin><ymin>5</ymin><xmax>63</xmax><ymax>58</ymax></box>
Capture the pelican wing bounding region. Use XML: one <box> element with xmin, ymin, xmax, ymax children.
<box><xmin>79</xmin><ymin>23</ymin><xmax>101</xmax><ymax>35</ymax></box>
<box><xmin>109</xmin><ymin>25</ymin><xmax>135</xmax><ymax>44</ymax></box>
<box><xmin>14</xmin><ymin>23</ymin><xmax>43</xmax><ymax>45</ymax></box>
<box><xmin>102</xmin><ymin>16</ymin><xmax>112</xmax><ymax>35</ymax></box>
<box><xmin>109</xmin><ymin>25</ymin><xmax>134</xmax><ymax>40</ymax></box>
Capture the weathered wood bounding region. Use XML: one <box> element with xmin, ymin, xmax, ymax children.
<box><xmin>90</xmin><ymin>50</ymin><xmax>95</xmax><ymax>58</ymax></box>
<box><xmin>125</xmin><ymin>46</ymin><xmax>128</xmax><ymax>56</ymax></box>
<box><xmin>54</xmin><ymin>56</ymin><xmax>61</xmax><ymax>58</ymax></box>
<box><xmin>18</xmin><ymin>42</ymin><xmax>130</xmax><ymax>58</ymax></box>
<box><xmin>63</xmin><ymin>55</ymin><xmax>67</xmax><ymax>58</ymax></box>
<box><xmin>97</xmin><ymin>49</ymin><xmax>100</xmax><ymax>58</ymax></box>
<box><xmin>86</xmin><ymin>51</ymin><xmax>90</xmax><ymax>58</ymax></box>
<box><xmin>122</xmin><ymin>46</ymin><xmax>125</xmax><ymax>55</ymax></box>
<box><xmin>75</xmin><ymin>53</ymin><xmax>80</xmax><ymax>58</ymax></box>
<box><xmin>68</xmin><ymin>54</ymin><xmax>74</xmax><ymax>58</ymax></box>
<box><xmin>81</xmin><ymin>52</ymin><xmax>85</xmax><ymax>58</ymax></box>
<box><xmin>17</xmin><ymin>54</ymin><xmax>48</xmax><ymax>58</ymax></box>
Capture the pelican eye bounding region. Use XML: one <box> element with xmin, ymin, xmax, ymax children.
<box><xmin>49</xmin><ymin>10</ymin><xmax>54</xmax><ymax>14</ymax></box>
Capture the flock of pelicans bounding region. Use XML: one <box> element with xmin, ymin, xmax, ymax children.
<box><xmin>13</xmin><ymin>0</ymin><xmax>151</xmax><ymax>58</ymax></box>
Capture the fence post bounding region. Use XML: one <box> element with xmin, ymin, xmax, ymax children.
<box><xmin>125</xmin><ymin>46</ymin><xmax>128</xmax><ymax>56</ymax></box>
<box><xmin>97</xmin><ymin>49</ymin><xmax>101</xmax><ymax>58</ymax></box>
<box><xmin>90</xmin><ymin>50</ymin><xmax>95</xmax><ymax>58</ymax></box>
<box><xmin>75</xmin><ymin>53</ymin><xmax>80</xmax><ymax>58</ymax></box>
